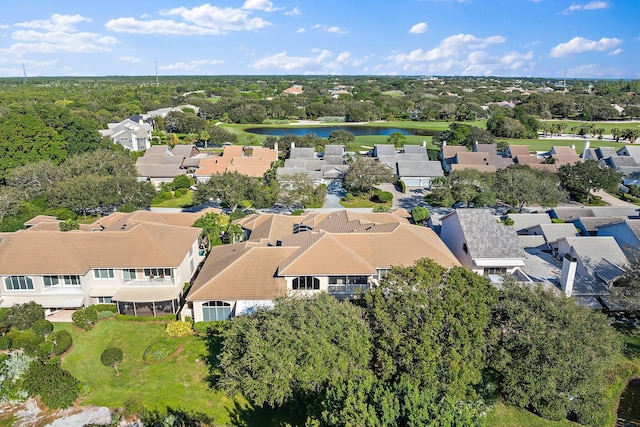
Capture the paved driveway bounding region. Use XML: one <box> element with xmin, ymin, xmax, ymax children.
<box><xmin>323</xmin><ymin>180</ymin><xmax>346</xmax><ymax>209</ymax></box>
<box><xmin>377</xmin><ymin>183</ymin><xmax>430</xmax><ymax>210</ymax></box>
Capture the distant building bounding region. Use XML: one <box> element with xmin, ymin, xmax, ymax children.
<box><xmin>99</xmin><ymin>118</ymin><xmax>152</xmax><ymax>152</ymax></box>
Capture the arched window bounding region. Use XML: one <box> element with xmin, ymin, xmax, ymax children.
<box><xmin>202</xmin><ymin>301</ymin><xmax>232</xmax><ymax>321</ymax></box>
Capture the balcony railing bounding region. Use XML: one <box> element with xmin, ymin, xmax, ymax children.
<box><xmin>327</xmin><ymin>283</ymin><xmax>370</xmax><ymax>295</ymax></box>
<box><xmin>124</xmin><ymin>278</ymin><xmax>175</xmax><ymax>287</ymax></box>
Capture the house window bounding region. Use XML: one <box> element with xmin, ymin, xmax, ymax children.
<box><xmin>484</xmin><ymin>268</ymin><xmax>507</xmax><ymax>276</ymax></box>
<box><xmin>202</xmin><ymin>301</ymin><xmax>232</xmax><ymax>321</ymax></box>
<box><xmin>462</xmin><ymin>243</ymin><xmax>468</xmax><ymax>254</ymax></box>
<box><xmin>97</xmin><ymin>296</ymin><xmax>113</xmax><ymax>304</ymax></box>
<box><xmin>123</xmin><ymin>269</ymin><xmax>137</xmax><ymax>280</ymax></box>
<box><xmin>4</xmin><ymin>276</ymin><xmax>34</xmax><ymax>290</ymax></box>
<box><xmin>143</xmin><ymin>268</ymin><xmax>172</xmax><ymax>278</ymax></box>
<box><xmin>375</xmin><ymin>269</ymin><xmax>390</xmax><ymax>280</ymax></box>
<box><xmin>93</xmin><ymin>269</ymin><xmax>114</xmax><ymax>279</ymax></box>
<box><xmin>292</xmin><ymin>276</ymin><xmax>320</xmax><ymax>290</ymax></box>
<box><xmin>43</xmin><ymin>276</ymin><xmax>60</xmax><ymax>287</ymax></box>
<box><xmin>63</xmin><ymin>275</ymin><xmax>81</xmax><ymax>285</ymax></box>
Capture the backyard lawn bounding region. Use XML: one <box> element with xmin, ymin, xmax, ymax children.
<box><xmin>150</xmin><ymin>190</ymin><xmax>194</xmax><ymax>208</ymax></box>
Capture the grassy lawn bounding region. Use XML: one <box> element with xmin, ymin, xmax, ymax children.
<box><xmin>339</xmin><ymin>195</ymin><xmax>391</xmax><ymax>209</ymax></box>
<box><xmin>151</xmin><ymin>191</ymin><xmax>193</xmax><ymax>208</ymax></box>
<box><xmin>486</xmin><ymin>402</ymin><xmax>580</xmax><ymax>427</ymax></box>
<box><xmin>57</xmin><ymin>321</ymin><xmax>235</xmax><ymax>423</ymax></box>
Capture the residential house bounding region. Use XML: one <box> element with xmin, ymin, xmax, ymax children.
<box><xmin>283</xmin><ymin>85</ymin><xmax>303</xmax><ymax>95</ymax></box>
<box><xmin>194</xmin><ymin>145</ymin><xmax>277</xmax><ymax>182</ymax></box>
<box><xmin>136</xmin><ymin>145</ymin><xmax>202</xmax><ymax>187</ymax></box>
<box><xmin>99</xmin><ymin>118</ymin><xmax>153</xmax><ymax>152</ymax></box>
<box><xmin>372</xmin><ymin>144</ymin><xmax>444</xmax><ymax>187</ymax></box>
<box><xmin>185</xmin><ymin>210</ymin><xmax>460</xmax><ymax>321</ymax></box>
<box><xmin>0</xmin><ymin>211</ymin><xmax>207</xmax><ymax>317</ymax></box>
<box><xmin>555</xmin><ymin>236</ymin><xmax>628</xmax><ymax>297</ymax></box>
<box><xmin>277</xmin><ymin>146</ymin><xmax>349</xmax><ymax>184</ymax></box>
<box><xmin>440</xmin><ymin>209</ymin><xmax>526</xmax><ymax>276</ymax></box>
<box><xmin>596</xmin><ymin>219</ymin><xmax>640</xmax><ymax>257</ymax></box>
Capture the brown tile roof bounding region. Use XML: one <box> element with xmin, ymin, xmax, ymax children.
<box><xmin>455</xmin><ymin>151</ymin><xmax>492</xmax><ymax>165</ymax></box>
<box><xmin>514</xmin><ymin>155</ymin><xmax>544</xmax><ymax>165</ymax></box>
<box><xmin>195</xmin><ymin>147</ymin><xmax>275</xmax><ymax>178</ymax></box>
<box><xmin>0</xmin><ymin>221</ymin><xmax>201</xmax><ymax>275</ymax></box>
<box><xmin>443</xmin><ymin>145</ymin><xmax>468</xmax><ymax>159</ymax></box>
<box><xmin>251</xmin><ymin>147</ymin><xmax>279</xmax><ymax>162</ymax></box>
<box><xmin>507</xmin><ymin>145</ymin><xmax>530</xmax><ymax>158</ymax></box>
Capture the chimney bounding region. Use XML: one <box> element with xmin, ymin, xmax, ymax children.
<box><xmin>291</xmin><ymin>142</ymin><xmax>295</xmax><ymax>149</ymax></box>
<box><xmin>422</xmin><ymin>140</ymin><xmax>427</xmax><ymax>148</ymax></box>
<box><xmin>583</xmin><ymin>140</ymin><xmax>590</xmax><ymax>153</ymax></box>
<box><xmin>274</xmin><ymin>142</ymin><xmax>278</xmax><ymax>153</ymax></box>
<box><xmin>560</xmin><ymin>253</ymin><xmax>578</xmax><ymax>297</ymax></box>
<box><xmin>442</xmin><ymin>141</ymin><xmax>447</xmax><ymax>147</ymax></box>
<box><xmin>474</xmin><ymin>141</ymin><xmax>479</xmax><ymax>151</ymax></box>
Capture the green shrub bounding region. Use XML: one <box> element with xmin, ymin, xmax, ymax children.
<box><xmin>0</xmin><ymin>336</ymin><xmax>10</xmax><ymax>350</ymax></box>
<box><xmin>501</xmin><ymin>217</ymin><xmax>515</xmax><ymax>226</ymax></box>
<box><xmin>4</xmin><ymin>302</ymin><xmax>44</xmax><ymax>330</ymax></box>
<box><xmin>411</xmin><ymin>206</ymin><xmax>431</xmax><ymax>225</ymax></box>
<box><xmin>72</xmin><ymin>306</ymin><xmax>98</xmax><ymax>330</ymax></box>
<box><xmin>101</xmin><ymin>347</ymin><xmax>123</xmax><ymax>375</ymax></box>
<box><xmin>174</xmin><ymin>188</ymin><xmax>185</xmax><ymax>197</ymax></box>
<box><xmin>93</xmin><ymin>304</ymin><xmax>118</xmax><ymax>313</ymax></box>
<box><xmin>165</xmin><ymin>321</ymin><xmax>192</xmax><ymax>338</ymax></box>
<box><xmin>24</xmin><ymin>361</ymin><xmax>79</xmax><ymax>409</ymax></box>
<box><xmin>162</xmin><ymin>191</ymin><xmax>174</xmax><ymax>200</ymax></box>
<box><xmin>5</xmin><ymin>329</ymin><xmax>43</xmax><ymax>354</ymax></box>
<box><xmin>193</xmin><ymin>321</ymin><xmax>227</xmax><ymax>335</ymax></box>
<box><xmin>291</xmin><ymin>209</ymin><xmax>304</xmax><ymax>216</ymax></box>
<box><xmin>398</xmin><ymin>179</ymin><xmax>406</xmax><ymax>194</ymax></box>
<box><xmin>343</xmin><ymin>193</ymin><xmax>354</xmax><ymax>202</ymax></box>
<box><xmin>115</xmin><ymin>314</ymin><xmax>176</xmax><ymax>322</ymax></box>
<box><xmin>551</xmin><ymin>218</ymin><xmax>565</xmax><ymax>223</ymax></box>
<box><xmin>143</xmin><ymin>341</ymin><xmax>178</xmax><ymax>364</ymax></box>
<box><xmin>36</xmin><ymin>341</ymin><xmax>54</xmax><ymax>360</ymax></box>
<box><xmin>49</xmin><ymin>330</ymin><xmax>73</xmax><ymax>355</ymax></box>
<box><xmin>371</xmin><ymin>191</ymin><xmax>393</xmax><ymax>203</ymax></box>
<box><xmin>97</xmin><ymin>310</ymin><xmax>115</xmax><ymax>320</ymax></box>
<box><xmin>373</xmin><ymin>206</ymin><xmax>389</xmax><ymax>212</ymax></box>
<box><xmin>123</xmin><ymin>397</ymin><xmax>146</xmax><ymax>419</ymax></box>
<box><xmin>171</xmin><ymin>174</ymin><xmax>192</xmax><ymax>190</ymax></box>
<box><xmin>32</xmin><ymin>319</ymin><xmax>54</xmax><ymax>337</ymax></box>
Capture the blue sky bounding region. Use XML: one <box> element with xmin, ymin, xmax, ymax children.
<box><xmin>0</xmin><ymin>0</ymin><xmax>637</xmax><ymax>78</ymax></box>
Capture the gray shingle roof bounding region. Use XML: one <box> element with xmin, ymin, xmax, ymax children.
<box><xmin>396</xmin><ymin>161</ymin><xmax>444</xmax><ymax>178</ymax></box>
<box><xmin>507</xmin><ymin>213</ymin><xmax>552</xmax><ymax>232</ymax></box>
<box><xmin>537</xmin><ymin>223</ymin><xmax>579</xmax><ymax>243</ymax></box>
<box><xmin>451</xmin><ymin>209</ymin><xmax>525</xmax><ymax>259</ymax></box>
<box><xmin>403</xmin><ymin>145</ymin><xmax>427</xmax><ymax>155</ymax></box>
<box><xmin>323</xmin><ymin>145</ymin><xmax>344</xmax><ymax>156</ymax></box>
<box><xmin>374</xmin><ymin>145</ymin><xmax>397</xmax><ymax>157</ymax></box>
<box><xmin>289</xmin><ymin>147</ymin><xmax>316</xmax><ymax>159</ymax></box>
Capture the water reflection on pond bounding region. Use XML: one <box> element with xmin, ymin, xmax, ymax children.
<box><xmin>245</xmin><ymin>125</ymin><xmax>438</xmax><ymax>138</ymax></box>
<box><xmin>617</xmin><ymin>379</ymin><xmax>640</xmax><ymax>426</ymax></box>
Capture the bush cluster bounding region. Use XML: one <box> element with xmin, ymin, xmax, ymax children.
<box><xmin>193</xmin><ymin>321</ymin><xmax>227</xmax><ymax>335</ymax></box>
<box><xmin>23</xmin><ymin>361</ymin><xmax>79</xmax><ymax>409</ymax></box>
<box><xmin>3</xmin><ymin>302</ymin><xmax>45</xmax><ymax>330</ymax></box>
<box><xmin>72</xmin><ymin>306</ymin><xmax>99</xmax><ymax>330</ymax></box>
<box><xmin>32</xmin><ymin>319</ymin><xmax>54</xmax><ymax>337</ymax></box>
<box><xmin>397</xmin><ymin>179</ymin><xmax>406</xmax><ymax>194</ymax></box>
<box><xmin>101</xmin><ymin>347</ymin><xmax>123</xmax><ymax>368</ymax></box>
<box><xmin>165</xmin><ymin>321</ymin><xmax>192</xmax><ymax>338</ymax></box>
<box><xmin>371</xmin><ymin>190</ymin><xmax>392</xmax><ymax>203</ymax></box>
<box><xmin>5</xmin><ymin>329</ymin><xmax>42</xmax><ymax>355</ymax></box>
<box><xmin>50</xmin><ymin>330</ymin><xmax>73</xmax><ymax>355</ymax></box>
<box><xmin>143</xmin><ymin>341</ymin><xmax>178</xmax><ymax>364</ymax></box>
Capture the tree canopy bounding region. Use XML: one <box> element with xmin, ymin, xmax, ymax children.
<box><xmin>343</xmin><ymin>156</ymin><xmax>395</xmax><ymax>196</ymax></box>
<box><xmin>558</xmin><ymin>159</ymin><xmax>622</xmax><ymax>202</ymax></box>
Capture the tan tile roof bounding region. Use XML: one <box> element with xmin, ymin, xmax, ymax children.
<box><xmin>455</xmin><ymin>151</ymin><xmax>492</xmax><ymax>165</ymax></box>
<box><xmin>514</xmin><ymin>155</ymin><xmax>544</xmax><ymax>165</ymax></box>
<box><xmin>188</xmin><ymin>243</ymin><xmax>294</xmax><ymax>300</ymax></box>
<box><xmin>251</xmin><ymin>147</ymin><xmax>279</xmax><ymax>162</ymax></box>
<box><xmin>24</xmin><ymin>215</ymin><xmax>58</xmax><ymax>226</ymax></box>
<box><xmin>222</xmin><ymin>145</ymin><xmax>244</xmax><ymax>158</ymax></box>
<box><xmin>0</xmin><ymin>221</ymin><xmax>201</xmax><ymax>275</ymax></box>
<box><xmin>93</xmin><ymin>210</ymin><xmax>220</xmax><ymax>230</ymax></box>
<box><xmin>450</xmin><ymin>164</ymin><xmax>497</xmax><ymax>173</ymax></box>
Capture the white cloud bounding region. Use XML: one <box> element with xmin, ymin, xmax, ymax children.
<box><xmin>549</xmin><ymin>36</ymin><xmax>622</xmax><ymax>57</ymax></box>
<box><xmin>608</xmin><ymin>48</ymin><xmax>623</xmax><ymax>56</ymax></box>
<box><xmin>242</xmin><ymin>0</ymin><xmax>282</xmax><ymax>12</ymax></box>
<box><xmin>159</xmin><ymin>59</ymin><xmax>224</xmax><ymax>72</ymax></box>
<box><xmin>285</xmin><ymin>7</ymin><xmax>301</xmax><ymax>16</ymax></box>
<box><xmin>310</xmin><ymin>24</ymin><xmax>347</xmax><ymax>34</ymax></box>
<box><xmin>562</xmin><ymin>1</ymin><xmax>608</xmax><ymax>14</ymax></box>
<box><xmin>15</xmin><ymin>14</ymin><xmax>90</xmax><ymax>32</ymax></box>
<box><xmin>296</xmin><ymin>28</ymin><xmax>305</xmax><ymax>33</ymax></box>
<box><xmin>251</xmin><ymin>49</ymin><xmax>367</xmax><ymax>72</ymax></box>
<box><xmin>107</xmin><ymin>4</ymin><xmax>272</xmax><ymax>35</ymax></box>
<box><xmin>388</xmin><ymin>33</ymin><xmax>506</xmax><ymax>64</ymax></box>
<box><xmin>409</xmin><ymin>22</ymin><xmax>429</xmax><ymax>34</ymax></box>
<box><xmin>0</xmin><ymin>24</ymin><xmax>9</xmax><ymax>29</ymax></box>
<box><xmin>118</xmin><ymin>56</ymin><xmax>142</xmax><ymax>63</ymax></box>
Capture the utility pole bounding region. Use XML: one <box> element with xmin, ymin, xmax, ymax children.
<box><xmin>22</xmin><ymin>63</ymin><xmax>27</xmax><ymax>84</ymax></box>
<box><xmin>155</xmin><ymin>61</ymin><xmax>159</xmax><ymax>86</ymax></box>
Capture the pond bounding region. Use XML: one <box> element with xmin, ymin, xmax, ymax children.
<box><xmin>244</xmin><ymin>125</ymin><xmax>438</xmax><ymax>138</ymax></box>
<box><xmin>617</xmin><ymin>379</ymin><xmax>640</xmax><ymax>426</ymax></box>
